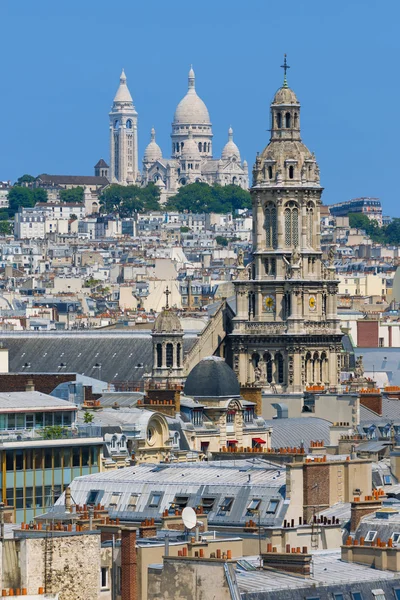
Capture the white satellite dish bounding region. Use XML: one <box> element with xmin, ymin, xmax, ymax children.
<box><xmin>182</xmin><ymin>506</ymin><xmax>197</xmax><ymax>530</ymax></box>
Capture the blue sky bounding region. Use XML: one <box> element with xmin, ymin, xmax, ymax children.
<box><xmin>1</xmin><ymin>0</ymin><xmax>398</xmax><ymax>213</ymax></box>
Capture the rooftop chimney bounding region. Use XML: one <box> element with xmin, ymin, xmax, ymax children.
<box><xmin>25</xmin><ymin>378</ymin><xmax>35</xmax><ymax>392</ymax></box>
<box><xmin>121</xmin><ymin>527</ymin><xmax>137</xmax><ymax>600</ymax></box>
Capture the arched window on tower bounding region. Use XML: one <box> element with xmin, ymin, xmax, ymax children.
<box><xmin>268</xmin><ymin>166</ymin><xmax>273</xmax><ymax>179</ymax></box>
<box><xmin>284</xmin><ymin>202</ymin><xmax>299</xmax><ymax>247</ymax></box>
<box><xmin>276</xmin><ymin>353</ymin><xmax>284</xmax><ymax>384</ymax></box>
<box><xmin>114</xmin><ymin>119</ymin><xmax>120</xmax><ymax>130</ymax></box>
<box><xmin>306</xmin><ymin>202</ymin><xmax>314</xmax><ymax>247</ymax></box>
<box><xmin>176</xmin><ymin>343</ymin><xmax>181</xmax><ymax>368</ymax></box>
<box><xmin>263</xmin><ymin>352</ymin><xmax>273</xmax><ymax>383</ymax></box>
<box><xmin>277</xmin><ymin>112</ymin><xmax>282</xmax><ymax>129</ymax></box>
<box><xmin>285</xmin><ymin>112</ymin><xmax>291</xmax><ymax>128</ymax></box>
<box><xmin>126</xmin><ymin>119</ymin><xmax>132</xmax><ymax>129</ymax></box>
<box><xmin>289</xmin><ymin>166</ymin><xmax>294</xmax><ymax>179</ymax></box>
<box><xmin>198</xmin><ymin>142</ymin><xmax>202</xmax><ymax>152</ymax></box>
<box><xmin>156</xmin><ymin>343</ymin><xmax>162</xmax><ymax>368</ymax></box>
<box><xmin>166</xmin><ymin>343</ymin><xmax>173</xmax><ymax>368</ymax></box>
<box><xmin>265</xmin><ymin>203</ymin><xmax>277</xmax><ymax>249</ymax></box>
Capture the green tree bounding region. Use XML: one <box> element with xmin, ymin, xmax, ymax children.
<box><xmin>7</xmin><ymin>187</ymin><xmax>48</xmax><ymax>217</ymax></box>
<box><xmin>100</xmin><ymin>183</ymin><xmax>160</xmax><ymax>216</ymax></box>
<box><xmin>215</xmin><ymin>235</ymin><xmax>229</xmax><ymax>247</ymax></box>
<box><xmin>180</xmin><ymin>226</ymin><xmax>190</xmax><ymax>232</ymax></box>
<box><xmin>348</xmin><ymin>213</ymin><xmax>384</xmax><ymax>243</ymax></box>
<box><xmin>83</xmin><ymin>411</ymin><xmax>94</xmax><ymax>424</ymax></box>
<box><xmin>166</xmin><ymin>182</ymin><xmax>251</xmax><ymax>214</ymax></box>
<box><xmin>384</xmin><ymin>219</ymin><xmax>400</xmax><ymax>245</ymax></box>
<box><xmin>0</xmin><ymin>221</ymin><xmax>12</xmax><ymax>236</ymax></box>
<box><xmin>59</xmin><ymin>186</ymin><xmax>84</xmax><ymax>203</ymax></box>
<box><xmin>16</xmin><ymin>174</ymin><xmax>36</xmax><ymax>186</ymax></box>
<box><xmin>8</xmin><ymin>187</ymin><xmax>35</xmax><ymax>215</ymax></box>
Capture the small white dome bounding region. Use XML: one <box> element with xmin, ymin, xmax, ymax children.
<box><xmin>173</xmin><ymin>67</ymin><xmax>211</xmax><ymax>125</ymax></box>
<box><xmin>154</xmin><ymin>178</ymin><xmax>166</xmax><ymax>188</ymax></box>
<box><xmin>181</xmin><ymin>127</ymin><xmax>200</xmax><ymax>160</ymax></box>
<box><xmin>143</xmin><ymin>128</ymin><xmax>162</xmax><ymax>163</ymax></box>
<box><xmin>221</xmin><ymin>127</ymin><xmax>241</xmax><ymax>161</ymax></box>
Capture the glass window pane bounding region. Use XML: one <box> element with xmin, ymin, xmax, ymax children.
<box><xmin>33</xmin><ymin>449</ymin><xmax>42</xmax><ymax>469</ymax></box>
<box><xmin>8</xmin><ymin>414</ymin><xmax>15</xmax><ymax>429</ymax></box>
<box><xmin>44</xmin><ymin>449</ymin><xmax>52</xmax><ymax>469</ymax></box>
<box><xmin>54</xmin><ymin>413</ymin><xmax>62</xmax><ymax>426</ymax></box>
<box><xmin>35</xmin><ymin>486</ymin><xmax>43</xmax><ymax>508</ymax></box>
<box><xmin>15</xmin><ymin>488</ymin><xmax>23</xmax><ymax>509</ymax></box>
<box><xmin>45</xmin><ymin>413</ymin><xmax>53</xmax><ymax>426</ymax></box>
<box><xmin>53</xmin><ymin>450</ymin><xmax>61</xmax><ymax>468</ymax></box>
<box><xmin>35</xmin><ymin>413</ymin><xmax>43</xmax><ymax>427</ymax></box>
<box><xmin>6</xmin><ymin>451</ymin><xmax>13</xmax><ymax>471</ymax></box>
<box><xmin>63</xmin><ymin>448</ymin><xmax>71</xmax><ymax>468</ymax></box>
<box><xmin>82</xmin><ymin>447</ymin><xmax>89</xmax><ymax>467</ymax></box>
<box><xmin>25</xmin><ymin>487</ymin><xmax>33</xmax><ymax>509</ymax></box>
<box><xmin>25</xmin><ymin>450</ymin><xmax>33</xmax><ymax>470</ymax></box>
<box><xmin>16</xmin><ymin>415</ymin><xmax>24</xmax><ymax>429</ymax></box>
<box><xmin>15</xmin><ymin>451</ymin><xmax>23</xmax><ymax>471</ymax></box>
<box><xmin>0</xmin><ymin>415</ymin><xmax>6</xmax><ymax>430</ymax></box>
<box><xmin>73</xmin><ymin>448</ymin><xmax>80</xmax><ymax>467</ymax></box>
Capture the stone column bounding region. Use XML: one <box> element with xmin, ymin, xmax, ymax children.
<box><xmin>109</xmin><ymin>125</ymin><xmax>115</xmax><ymax>182</ymax></box>
<box><xmin>301</xmin><ymin>202</ymin><xmax>307</xmax><ymax>250</ymax></box>
<box><xmin>277</xmin><ymin>200</ymin><xmax>284</xmax><ymax>249</ymax></box>
<box><xmin>256</xmin><ymin>196</ymin><xmax>264</xmax><ymax>252</ymax></box>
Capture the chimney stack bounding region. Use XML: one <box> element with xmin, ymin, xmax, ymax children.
<box><xmin>121</xmin><ymin>527</ymin><xmax>137</xmax><ymax>600</ymax></box>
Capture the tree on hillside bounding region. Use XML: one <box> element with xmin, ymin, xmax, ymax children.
<box><xmin>7</xmin><ymin>187</ymin><xmax>48</xmax><ymax>217</ymax></box>
<box><xmin>16</xmin><ymin>174</ymin><xmax>36</xmax><ymax>186</ymax></box>
<box><xmin>59</xmin><ymin>187</ymin><xmax>84</xmax><ymax>203</ymax></box>
<box><xmin>100</xmin><ymin>183</ymin><xmax>160</xmax><ymax>216</ymax></box>
<box><xmin>348</xmin><ymin>212</ymin><xmax>384</xmax><ymax>243</ymax></box>
<box><xmin>384</xmin><ymin>219</ymin><xmax>400</xmax><ymax>245</ymax></box>
<box><xmin>0</xmin><ymin>221</ymin><xmax>13</xmax><ymax>236</ymax></box>
<box><xmin>165</xmin><ymin>182</ymin><xmax>251</xmax><ymax>214</ymax></box>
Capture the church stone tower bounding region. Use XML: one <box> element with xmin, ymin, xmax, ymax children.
<box><xmin>151</xmin><ymin>292</ymin><xmax>184</xmax><ymax>385</ymax></box>
<box><xmin>109</xmin><ymin>70</ymin><xmax>138</xmax><ymax>185</ymax></box>
<box><xmin>230</xmin><ymin>57</ymin><xmax>342</xmax><ymax>393</ymax></box>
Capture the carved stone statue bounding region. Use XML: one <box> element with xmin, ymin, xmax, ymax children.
<box><xmin>254</xmin><ymin>365</ymin><xmax>262</xmax><ymax>383</ymax></box>
<box><xmin>237</xmin><ymin>249</ymin><xmax>244</xmax><ymax>267</ymax></box>
<box><xmin>282</xmin><ymin>255</ymin><xmax>292</xmax><ymax>279</ymax></box>
<box><xmin>292</xmin><ymin>245</ymin><xmax>301</xmax><ymax>267</ymax></box>
<box><xmin>354</xmin><ymin>355</ymin><xmax>364</xmax><ymax>379</ymax></box>
<box><xmin>328</xmin><ymin>246</ymin><xmax>335</xmax><ymax>266</ymax></box>
<box><xmin>258</xmin><ymin>358</ymin><xmax>267</xmax><ymax>384</ymax></box>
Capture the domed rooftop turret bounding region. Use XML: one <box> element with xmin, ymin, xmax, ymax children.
<box><xmin>113</xmin><ymin>69</ymin><xmax>134</xmax><ymax>104</ymax></box>
<box><xmin>221</xmin><ymin>127</ymin><xmax>241</xmax><ymax>161</ymax></box>
<box><xmin>181</xmin><ymin>126</ymin><xmax>200</xmax><ymax>160</ymax></box>
<box><xmin>272</xmin><ymin>86</ymin><xmax>299</xmax><ymax>105</ymax></box>
<box><xmin>153</xmin><ymin>308</ymin><xmax>182</xmax><ymax>333</ymax></box>
<box><xmin>184</xmin><ymin>356</ymin><xmax>240</xmax><ymax>397</ymax></box>
<box><xmin>143</xmin><ymin>128</ymin><xmax>162</xmax><ymax>163</ymax></box>
<box><xmin>173</xmin><ymin>67</ymin><xmax>211</xmax><ymax>125</ymax></box>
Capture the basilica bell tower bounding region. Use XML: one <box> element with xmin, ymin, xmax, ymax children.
<box><xmin>230</xmin><ymin>57</ymin><xmax>342</xmax><ymax>393</ymax></box>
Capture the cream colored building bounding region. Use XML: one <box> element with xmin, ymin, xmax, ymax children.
<box><xmin>338</xmin><ymin>274</ymin><xmax>390</xmax><ymax>298</ymax></box>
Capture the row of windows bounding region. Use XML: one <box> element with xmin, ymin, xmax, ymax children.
<box><xmin>6</xmin><ymin>484</ymin><xmax>65</xmax><ymax>509</ymax></box>
<box><xmin>0</xmin><ymin>411</ymin><xmax>73</xmax><ymax>430</ymax></box>
<box><xmin>4</xmin><ymin>446</ymin><xmax>98</xmax><ymax>471</ymax></box>
<box><xmin>156</xmin><ymin>343</ymin><xmax>181</xmax><ymax>368</ymax></box>
<box><xmin>87</xmin><ymin>489</ymin><xmax>280</xmax><ymax>517</ymax></box>
<box><xmin>275</xmin><ymin>111</ymin><xmax>298</xmax><ymax>129</ymax></box>
<box><xmin>264</xmin><ymin>201</ymin><xmax>315</xmax><ymax>248</ymax></box>
<box><xmin>308</xmin><ymin>592</ymin><xmax>391</xmax><ymax>600</ymax></box>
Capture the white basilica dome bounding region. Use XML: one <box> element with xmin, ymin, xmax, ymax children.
<box><xmin>221</xmin><ymin>127</ymin><xmax>241</xmax><ymax>161</ymax></box>
<box><xmin>143</xmin><ymin>128</ymin><xmax>163</xmax><ymax>162</ymax></box>
<box><xmin>173</xmin><ymin>67</ymin><xmax>211</xmax><ymax>125</ymax></box>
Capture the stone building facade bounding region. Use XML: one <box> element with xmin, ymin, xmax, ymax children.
<box><xmin>109</xmin><ymin>70</ymin><xmax>138</xmax><ymax>185</ymax></box>
<box><xmin>230</xmin><ymin>68</ymin><xmax>342</xmax><ymax>393</ymax></box>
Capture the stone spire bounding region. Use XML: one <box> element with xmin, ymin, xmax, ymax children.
<box><xmin>188</xmin><ymin>65</ymin><xmax>195</xmax><ymax>92</ymax></box>
<box><xmin>113</xmin><ymin>69</ymin><xmax>134</xmax><ymax>104</ymax></box>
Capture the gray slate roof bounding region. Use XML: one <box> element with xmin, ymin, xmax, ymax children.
<box><xmin>264</xmin><ymin>417</ymin><xmax>332</xmax><ymax>449</ymax></box>
<box><xmin>0</xmin><ymin>331</ymin><xmax>197</xmax><ymax>383</ymax></box>
<box><xmin>0</xmin><ymin>390</ymin><xmax>75</xmax><ymax>411</ymax></box>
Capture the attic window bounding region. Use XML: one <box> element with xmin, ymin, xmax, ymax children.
<box><xmin>87</xmin><ymin>490</ymin><xmax>100</xmax><ymax>505</ymax></box>
<box><xmin>172</xmin><ymin>496</ymin><xmax>189</xmax><ymax>509</ymax></box>
<box><xmin>371</xmin><ymin>592</ymin><xmax>385</xmax><ymax>600</ymax></box>
<box><xmin>218</xmin><ymin>497</ymin><xmax>234</xmax><ymax>515</ymax></box>
<box><xmin>392</xmin><ymin>532</ymin><xmax>400</xmax><ymax>544</ymax></box>
<box><xmin>266</xmin><ymin>499</ymin><xmax>279</xmax><ymax>514</ymax></box>
<box><xmin>246</xmin><ymin>499</ymin><xmax>261</xmax><ymax>514</ymax></box>
<box><xmin>127</xmin><ymin>494</ymin><xmax>139</xmax><ymax>510</ymax></box>
<box><xmin>149</xmin><ymin>492</ymin><xmax>162</xmax><ymax>508</ymax></box>
<box><xmin>109</xmin><ymin>493</ymin><xmax>122</xmax><ymax>508</ymax></box>
<box><xmin>201</xmin><ymin>497</ymin><xmax>215</xmax><ymax>514</ymax></box>
<box><xmin>365</xmin><ymin>530</ymin><xmax>377</xmax><ymax>542</ymax></box>
<box><xmin>384</xmin><ymin>474</ymin><xmax>392</xmax><ymax>485</ymax></box>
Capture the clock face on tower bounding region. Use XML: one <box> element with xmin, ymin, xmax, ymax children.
<box><xmin>309</xmin><ymin>295</ymin><xmax>316</xmax><ymax>311</ymax></box>
<box><xmin>263</xmin><ymin>294</ymin><xmax>276</xmax><ymax>313</ymax></box>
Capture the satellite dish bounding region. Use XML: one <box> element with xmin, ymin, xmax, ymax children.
<box><xmin>182</xmin><ymin>507</ymin><xmax>197</xmax><ymax>530</ymax></box>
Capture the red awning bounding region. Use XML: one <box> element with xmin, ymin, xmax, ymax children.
<box><xmin>227</xmin><ymin>440</ymin><xmax>238</xmax><ymax>444</ymax></box>
<box><xmin>253</xmin><ymin>437</ymin><xmax>266</xmax><ymax>444</ymax></box>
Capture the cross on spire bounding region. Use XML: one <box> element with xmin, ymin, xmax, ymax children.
<box><xmin>281</xmin><ymin>54</ymin><xmax>290</xmax><ymax>88</ymax></box>
<box><xmin>164</xmin><ymin>286</ymin><xmax>171</xmax><ymax>309</ymax></box>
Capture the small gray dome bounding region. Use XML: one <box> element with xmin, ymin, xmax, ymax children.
<box><xmin>153</xmin><ymin>309</ymin><xmax>182</xmax><ymax>333</ymax></box>
<box><xmin>184</xmin><ymin>356</ymin><xmax>240</xmax><ymax>397</ymax></box>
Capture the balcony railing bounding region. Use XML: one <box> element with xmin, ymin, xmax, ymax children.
<box><xmin>0</xmin><ymin>424</ymin><xmax>102</xmax><ymax>443</ymax></box>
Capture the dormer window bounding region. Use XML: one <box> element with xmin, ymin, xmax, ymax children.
<box><xmin>268</xmin><ymin>166</ymin><xmax>273</xmax><ymax>179</ymax></box>
<box><xmin>289</xmin><ymin>165</ymin><xmax>294</xmax><ymax>179</ymax></box>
